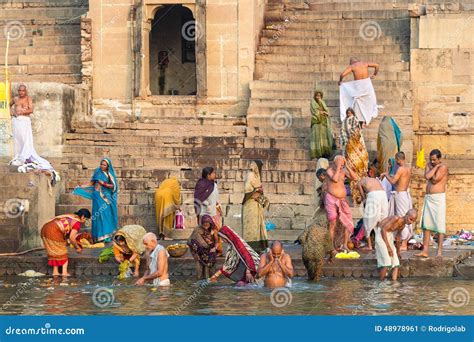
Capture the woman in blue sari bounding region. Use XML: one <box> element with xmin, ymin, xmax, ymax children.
<box><xmin>73</xmin><ymin>158</ymin><xmax>118</xmax><ymax>242</ymax></box>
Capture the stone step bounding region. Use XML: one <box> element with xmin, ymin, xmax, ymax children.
<box><xmin>261</xmin><ymin>27</ymin><xmax>410</xmax><ymax>39</ymax></box>
<box><xmin>267</xmin><ymin>2</ymin><xmax>409</xmax><ymax>11</ymax></box>
<box><xmin>3</xmin><ymin>73</ymin><xmax>82</xmax><ymax>84</ymax></box>
<box><xmin>261</xmin><ymin>44</ymin><xmax>409</xmax><ymax>56</ymax></box>
<box><xmin>64</xmin><ymin>132</ymin><xmax>245</xmax><ymax>146</ymax></box>
<box><xmin>0</xmin><ymin>0</ymin><xmax>88</xmax><ymax>8</ymax></box>
<box><xmin>77</xmin><ymin>115</ymin><xmax>247</xmax><ymax>126</ymax></box>
<box><xmin>256</xmin><ymin>53</ymin><xmax>410</xmax><ymax>64</ymax></box>
<box><xmin>258</xmin><ymin>70</ymin><xmax>410</xmax><ymax>82</ymax></box>
<box><xmin>259</xmin><ymin>35</ymin><xmax>410</xmax><ymax>47</ymax></box>
<box><xmin>18</xmin><ymin>54</ymin><xmax>81</xmax><ymax>65</ymax></box>
<box><xmin>26</xmin><ymin>64</ymin><xmax>81</xmax><ymax>74</ymax></box>
<box><xmin>250</xmin><ymin>87</ymin><xmax>409</xmax><ymax>101</ymax></box>
<box><xmin>63</xmin><ymin>156</ymin><xmax>318</xmax><ymax>173</ymax></box>
<box><xmin>250</xmin><ymin>79</ymin><xmax>411</xmax><ymax>91</ymax></box>
<box><xmin>71</xmin><ymin>121</ymin><xmax>247</xmax><ymax>136</ymax></box>
<box><xmin>32</xmin><ymin>35</ymin><xmax>81</xmax><ymax>46</ymax></box>
<box><xmin>255</xmin><ymin>61</ymin><xmax>409</xmax><ymax>74</ymax></box>
<box><xmin>60</xmin><ymin>167</ymin><xmax>318</xmax><ymax>185</ymax></box>
<box><xmin>25</xmin><ymin>44</ymin><xmax>81</xmax><ymax>55</ymax></box>
<box><xmin>0</xmin><ymin>8</ymin><xmax>87</xmax><ymax>20</ymax></box>
<box><xmin>264</xmin><ymin>18</ymin><xmax>410</xmax><ymax>30</ymax></box>
<box><xmin>264</xmin><ymin>9</ymin><xmax>409</xmax><ymax>21</ymax></box>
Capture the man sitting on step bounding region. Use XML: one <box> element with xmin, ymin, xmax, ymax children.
<box><xmin>338</xmin><ymin>57</ymin><xmax>380</xmax><ymax>125</ymax></box>
<box><xmin>325</xmin><ymin>155</ymin><xmax>358</xmax><ymax>251</ymax></box>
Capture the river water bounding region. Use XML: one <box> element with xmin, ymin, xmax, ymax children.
<box><xmin>0</xmin><ymin>276</ymin><xmax>472</xmax><ymax>315</ymax></box>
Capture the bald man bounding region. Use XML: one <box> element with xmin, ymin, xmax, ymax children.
<box><xmin>375</xmin><ymin>209</ymin><xmax>417</xmax><ymax>281</ymax></box>
<box><xmin>136</xmin><ymin>232</ymin><xmax>170</xmax><ymax>286</ymax></box>
<box><xmin>258</xmin><ymin>241</ymin><xmax>294</xmax><ymax>288</ymax></box>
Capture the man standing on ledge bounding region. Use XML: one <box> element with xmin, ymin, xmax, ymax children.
<box><xmin>416</xmin><ymin>149</ymin><xmax>449</xmax><ymax>258</ymax></box>
<box><xmin>381</xmin><ymin>152</ymin><xmax>413</xmax><ymax>251</ymax></box>
<box><xmin>339</xmin><ymin>57</ymin><xmax>380</xmax><ymax>125</ymax></box>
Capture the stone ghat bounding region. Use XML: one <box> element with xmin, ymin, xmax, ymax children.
<box><xmin>0</xmin><ymin>245</ymin><xmax>471</xmax><ymax>279</ymax></box>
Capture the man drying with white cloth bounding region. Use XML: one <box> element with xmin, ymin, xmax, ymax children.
<box><xmin>416</xmin><ymin>149</ymin><xmax>449</xmax><ymax>258</ymax></box>
<box><xmin>358</xmin><ymin>176</ymin><xmax>389</xmax><ymax>251</ymax></box>
<box><xmin>381</xmin><ymin>152</ymin><xmax>413</xmax><ymax>251</ymax></box>
<box><xmin>339</xmin><ymin>57</ymin><xmax>379</xmax><ymax>125</ymax></box>
<box><xmin>9</xmin><ymin>85</ymin><xmax>53</xmax><ymax>171</ymax></box>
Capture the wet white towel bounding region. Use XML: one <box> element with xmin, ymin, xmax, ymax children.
<box><xmin>363</xmin><ymin>190</ymin><xmax>389</xmax><ymax>238</ymax></box>
<box><xmin>11</xmin><ymin>116</ymin><xmax>52</xmax><ymax>170</ymax></box>
<box><xmin>420</xmin><ymin>193</ymin><xmax>446</xmax><ymax>234</ymax></box>
<box><xmin>339</xmin><ymin>78</ymin><xmax>378</xmax><ymax>124</ymax></box>
<box><xmin>389</xmin><ymin>191</ymin><xmax>413</xmax><ymax>241</ymax></box>
<box><xmin>375</xmin><ymin>227</ymin><xmax>399</xmax><ymax>269</ymax></box>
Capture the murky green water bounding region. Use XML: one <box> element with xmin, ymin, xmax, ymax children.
<box><xmin>0</xmin><ymin>276</ymin><xmax>472</xmax><ymax>315</ymax></box>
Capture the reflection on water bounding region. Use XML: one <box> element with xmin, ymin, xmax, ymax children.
<box><xmin>0</xmin><ymin>276</ymin><xmax>472</xmax><ymax>316</ymax></box>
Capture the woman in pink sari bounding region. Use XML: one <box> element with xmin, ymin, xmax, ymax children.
<box><xmin>209</xmin><ymin>225</ymin><xmax>260</xmax><ymax>285</ymax></box>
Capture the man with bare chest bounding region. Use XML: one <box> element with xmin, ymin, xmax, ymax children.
<box><xmin>325</xmin><ymin>155</ymin><xmax>358</xmax><ymax>250</ymax></box>
<box><xmin>358</xmin><ymin>176</ymin><xmax>389</xmax><ymax>250</ymax></box>
<box><xmin>258</xmin><ymin>241</ymin><xmax>294</xmax><ymax>289</ymax></box>
<box><xmin>416</xmin><ymin>149</ymin><xmax>449</xmax><ymax>258</ymax></box>
<box><xmin>375</xmin><ymin>209</ymin><xmax>417</xmax><ymax>281</ymax></box>
<box><xmin>9</xmin><ymin>85</ymin><xmax>52</xmax><ymax>170</ymax></box>
<box><xmin>381</xmin><ymin>152</ymin><xmax>412</xmax><ymax>250</ymax></box>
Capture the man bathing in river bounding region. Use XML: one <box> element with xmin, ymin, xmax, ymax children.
<box><xmin>380</xmin><ymin>152</ymin><xmax>413</xmax><ymax>251</ymax></box>
<box><xmin>258</xmin><ymin>241</ymin><xmax>294</xmax><ymax>289</ymax></box>
<box><xmin>136</xmin><ymin>232</ymin><xmax>170</xmax><ymax>287</ymax></box>
<box><xmin>358</xmin><ymin>176</ymin><xmax>389</xmax><ymax>251</ymax></box>
<box><xmin>416</xmin><ymin>149</ymin><xmax>449</xmax><ymax>258</ymax></box>
<box><xmin>325</xmin><ymin>155</ymin><xmax>358</xmax><ymax>250</ymax></box>
<box><xmin>376</xmin><ymin>209</ymin><xmax>417</xmax><ymax>281</ymax></box>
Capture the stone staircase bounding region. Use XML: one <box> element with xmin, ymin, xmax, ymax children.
<box><xmin>55</xmin><ymin>99</ymin><xmax>249</xmax><ymax>238</ymax></box>
<box><xmin>244</xmin><ymin>0</ymin><xmax>417</xmax><ymax>239</ymax></box>
<box><xmin>0</xmin><ymin>0</ymin><xmax>87</xmax><ymax>84</ymax></box>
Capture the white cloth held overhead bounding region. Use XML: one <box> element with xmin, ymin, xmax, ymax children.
<box><xmin>11</xmin><ymin>116</ymin><xmax>52</xmax><ymax>171</ymax></box>
<box><xmin>339</xmin><ymin>77</ymin><xmax>378</xmax><ymax>125</ymax></box>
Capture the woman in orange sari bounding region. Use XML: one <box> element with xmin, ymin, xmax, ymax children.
<box><xmin>40</xmin><ymin>208</ymin><xmax>91</xmax><ymax>276</ymax></box>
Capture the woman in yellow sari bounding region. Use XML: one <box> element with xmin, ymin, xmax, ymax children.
<box><xmin>242</xmin><ymin>160</ymin><xmax>269</xmax><ymax>253</ymax></box>
<box><xmin>340</xmin><ymin>107</ymin><xmax>368</xmax><ymax>204</ymax></box>
<box><xmin>154</xmin><ymin>177</ymin><xmax>181</xmax><ymax>240</ymax></box>
<box><xmin>310</xmin><ymin>91</ymin><xmax>334</xmax><ymax>159</ymax></box>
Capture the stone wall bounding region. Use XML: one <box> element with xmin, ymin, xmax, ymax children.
<box><xmin>88</xmin><ymin>0</ymin><xmax>266</xmax><ymax>116</ymax></box>
<box><xmin>410</xmin><ymin>10</ymin><xmax>474</xmax><ymax>233</ymax></box>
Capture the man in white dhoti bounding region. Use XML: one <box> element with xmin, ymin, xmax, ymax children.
<box><xmin>9</xmin><ymin>85</ymin><xmax>52</xmax><ymax>170</ymax></box>
<box><xmin>339</xmin><ymin>57</ymin><xmax>379</xmax><ymax>125</ymax></box>
<box><xmin>416</xmin><ymin>149</ymin><xmax>449</xmax><ymax>258</ymax></box>
<box><xmin>358</xmin><ymin>176</ymin><xmax>389</xmax><ymax>251</ymax></box>
<box><xmin>381</xmin><ymin>152</ymin><xmax>412</xmax><ymax>251</ymax></box>
<box><xmin>375</xmin><ymin>209</ymin><xmax>417</xmax><ymax>281</ymax></box>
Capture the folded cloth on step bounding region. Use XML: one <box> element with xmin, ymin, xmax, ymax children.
<box><xmin>339</xmin><ymin>77</ymin><xmax>378</xmax><ymax>124</ymax></box>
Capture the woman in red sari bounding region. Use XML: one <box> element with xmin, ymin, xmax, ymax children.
<box><xmin>40</xmin><ymin>208</ymin><xmax>91</xmax><ymax>276</ymax></box>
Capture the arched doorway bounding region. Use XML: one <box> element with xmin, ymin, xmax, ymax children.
<box><xmin>149</xmin><ymin>5</ymin><xmax>197</xmax><ymax>96</ymax></box>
